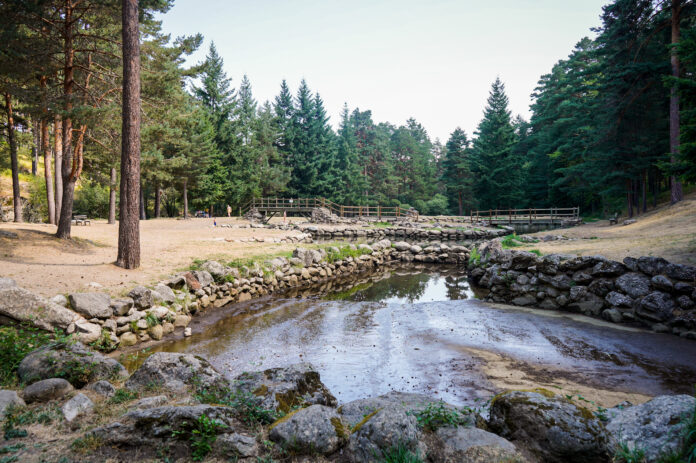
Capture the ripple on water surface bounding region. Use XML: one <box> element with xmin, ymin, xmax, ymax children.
<box><xmin>128</xmin><ymin>268</ymin><xmax>696</xmax><ymax>406</ymax></box>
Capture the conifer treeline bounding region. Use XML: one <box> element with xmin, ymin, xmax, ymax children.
<box><xmin>2</xmin><ymin>0</ymin><xmax>695</xmax><ymax>225</ymax></box>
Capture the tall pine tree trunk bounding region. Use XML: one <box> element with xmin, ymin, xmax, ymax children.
<box><xmin>5</xmin><ymin>93</ymin><xmax>22</xmax><ymax>222</ymax></box>
<box><xmin>154</xmin><ymin>184</ymin><xmax>161</xmax><ymax>218</ymax></box>
<box><xmin>54</xmin><ymin>115</ymin><xmax>62</xmax><ymax>219</ymax></box>
<box><xmin>116</xmin><ymin>0</ymin><xmax>141</xmax><ymax>269</ymax></box>
<box><xmin>457</xmin><ymin>192</ymin><xmax>463</xmax><ymax>216</ymax></box>
<box><xmin>32</xmin><ymin>119</ymin><xmax>39</xmax><ymax>176</ymax></box>
<box><xmin>670</xmin><ymin>0</ymin><xmax>684</xmax><ymax>204</ymax></box>
<box><xmin>108</xmin><ymin>166</ymin><xmax>116</xmax><ymax>224</ymax></box>
<box><xmin>183</xmin><ymin>180</ymin><xmax>188</xmax><ymax>219</ymax></box>
<box><xmin>140</xmin><ymin>184</ymin><xmax>146</xmax><ymax>220</ymax></box>
<box><xmin>42</xmin><ymin>118</ymin><xmax>55</xmax><ymax>224</ymax></box>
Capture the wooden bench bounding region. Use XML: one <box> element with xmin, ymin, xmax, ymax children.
<box><xmin>72</xmin><ymin>215</ymin><xmax>91</xmax><ymax>226</ymax></box>
<box><xmin>609</xmin><ymin>212</ymin><xmax>619</xmax><ymax>225</ymax></box>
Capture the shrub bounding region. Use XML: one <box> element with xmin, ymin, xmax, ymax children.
<box><xmin>73</xmin><ymin>179</ymin><xmax>110</xmax><ymax>218</ymax></box>
<box><xmin>194</xmin><ymin>384</ymin><xmax>279</xmax><ymax>426</ymax></box>
<box><xmin>172</xmin><ymin>414</ymin><xmax>225</xmax><ymax>461</ymax></box>
<box><xmin>424</xmin><ymin>194</ymin><xmax>449</xmax><ymax>216</ymax></box>
<box><xmin>0</xmin><ymin>324</ymin><xmax>52</xmax><ymax>386</ymax></box>
<box><xmin>27</xmin><ymin>176</ymin><xmax>48</xmax><ymax>223</ymax></box>
<box><xmin>468</xmin><ymin>247</ymin><xmax>481</xmax><ymax>267</ymax></box>
<box><xmin>108</xmin><ymin>388</ymin><xmax>138</xmax><ymax>404</ymax></box>
<box><xmin>501</xmin><ymin>234</ymin><xmax>523</xmax><ymax>249</ymax></box>
<box><xmin>410</xmin><ymin>401</ymin><xmax>473</xmax><ymax>432</ymax></box>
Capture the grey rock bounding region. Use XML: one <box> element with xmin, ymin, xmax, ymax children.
<box><xmin>93</xmin><ymin>405</ymin><xmax>235</xmax><ymax>446</ymax></box>
<box><xmin>665</xmin><ymin>263</ymin><xmax>696</xmax><ymax>282</ymax></box>
<box><xmin>18</xmin><ymin>342</ymin><xmax>128</xmax><ymax>387</ymax></box>
<box><xmin>677</xmin><ymin>295</ymin><xmax>695</xmax><ymax>310</ymax></box>
<box><xmin>68</xmin><ymin>292</ymin><xmax>112</xmax><ymax>319</ymax></box>
<box><xmin>602</xmin><ymin>308</ymin><xmax>623</xmax><ymax>323</ymax></box>
<box><xmin>110</xmin><ymin>298</ymin><xmax>133</xmax><ymax>316</ymax></box>
<box><xmin>62</xmin><ymin>392</ymin><xmax>94</xmax><ymax>422</ymax></box>
<box><xmin>270</xmin><ymin>404</ymin><xmax>347</xmax><ymax>454</ymax></box>
<box><xmin>51</xmin><ymin>294</ymin><xmax>69</xmax><ymax>307</ymax></box>
<box><xmin>508</xmin><ymin>251</ymin><xmax>540</xmax><ymax>270</ymax></box>
<box><xmin>615</xmin><ymin>273</ymin><xmax>651</xmax><ymax>298</ymax></box>
<box><xmin>153</xmin><ymin>284</ymin><xmax>176</xmax><ymax>303</ymax></box>
<box><xmin>572</xmin><ymin>272</ymin><xmax>593</xmax><ymax>285</ymax></box>
<box><xmin>488</xmin><ymin>391</ymin><xmax>610</xmax><ymax>463</ymax></box>
<box><xmin>393</xmin><ymin>241</ymin><xmax>411</xmax><ymax>252</ymax></box>
<box><xmin>128</xmin><ymin>286</ymin><xmax>155</xmax><ymax>309</ymax></box>
<box><xmin>606</xmin><ymin>395</ymin><xmax>696</xmax><ymax>462</ymax></box>
<box><xmin>22</xmin><ymin>378</ymin><xmax>74</xmax><ymax>403</ymax></box>
<box><xmin>74</xmin><ymin>320</ymin><xmax>103</xmax><ymax>344</ymax></box>
<box><xmin>192</xmin><ymin>270</ymin><xmax>214</xmax><ymax>287</ymax></box>
<box><xmin>432</xmin><ymin>427</ymin><xmax>524</xmax><ymax>463</ymax></box>
<box><xmin>347</xmin><ymin>406</ymin><xmax>421</xmax><ymax>463</ymax></box>
<box><xmin>623</xmin><ymin>257</ymin><xmax>638</xmax><ymax>272</ymax></box>
<box><xmin>234</xmin><ymin>363</ymin><xmax>336</xmax><ymax>413</ymax></box>
<box><xmin>636</xmin><ymin>291</ymin><xmax>676</xmax><ymax>322</ymax></box>
<box><xmin>588</xmin><ymin>278</ymin><xmax>615</xmax><ymax>297</ymax></box>
<box><xmin>650</xmin><ymin>275</ymin><xmax>674</xmax><ymax>292</ymax></box>
<box><xmin>605</xmin><ymin>291</ymin><xmax>633</xmax><ymax>308</ymax></box>
<box><xmin>591</xmin><ymin>260</ymin><xmax>626</xmax><ymax>277</ymax></box>
<box><xmin>125</xmin><ymin>352</ymin><xmax>227</xmax><ymax>393</ymax></box>
<box><xmin>87</xmin><ymin>380</ymin><xmax>116</xmax><ymax>397</ymax></box>
<box><xmin>0</xmin><ymin>279</ymin><xmax>80</xmax><ymax>331</ymax></box>
<box><xmin>200</xmin><ymin>261</ymin><xmax>226</xmax><ymax>281</ymax></box>
<box><xmin>637</xmin><ymin>256</ymin><xmax>669</xmax><ymax>276</ymax></box>
<box><xmin>133</xmin><ymin>395</ymin><xmax>168</xmax><ymax>409</ymax></box>
<box><xmin>675</xmin><ymin>282</ymin><xmax>694</xmax><ymax>294</ymax></box>
<box><xmin>0</xmin><ymin>390</ymin><xmax>25</xmax><ymax>418</ymax></box>
<box><xmin>214</xmin><ymin>432</ymin><xmax>259</xmax><ymax>458</ymax></box>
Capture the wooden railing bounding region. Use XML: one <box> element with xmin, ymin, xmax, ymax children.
<box><xmin>242</xmin><ymin>197</ymin><xmax>417</xmax><ymax>219</ymax></box>
<box><xmin>471</xmin><ymin>207</ymin><xmax>580</xmax><ymax>225</ymax></box>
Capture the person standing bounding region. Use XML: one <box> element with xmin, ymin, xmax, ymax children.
<box><xmin>227</xmin><ymin>204</ymin><xmax>231</xmax><ymax>217</ymax></box>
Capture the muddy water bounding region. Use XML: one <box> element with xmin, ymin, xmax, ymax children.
<box><xmin>128</xmin><ymin>268</ymin><xmax>696</xmax><ymax>407</ymax></box>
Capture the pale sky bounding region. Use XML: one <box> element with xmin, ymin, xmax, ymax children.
<box><xmin>157</xmin><ymin>0</ymin><xmax>607</xmax><ymax>142</ymax></box>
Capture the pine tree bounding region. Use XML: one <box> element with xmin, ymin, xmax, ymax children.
<box><xmin>470</xmin><ymin>78</ymin><xmax>521</xmax><ymax>210</ymax></box>
<box><xmin>441</xmin><ymin>128</ymin><xmax>474</xmax><ymax>215</ymax></box>
<box><xmin>287</xmin><ymin>79</ymin><xmax>318</xmax><ymax>196</ymax></box>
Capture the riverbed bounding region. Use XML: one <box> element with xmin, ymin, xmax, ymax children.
<box><xmin>125</xmin><ymin>268</ymin><xmax>696</xmax><ymax>408</ymax></box>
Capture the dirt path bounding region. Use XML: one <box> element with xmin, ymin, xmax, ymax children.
<box><xmin>520</xmin><ymin>192</ymin><xmax>696</xmax><ymax>265</ymax></box>
<box><xmin>0</xmin><ymin>217</ymin><xmax>304</xmax><ymax>297</ymax></box>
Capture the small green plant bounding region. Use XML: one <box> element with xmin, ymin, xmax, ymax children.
<box><xmin>90</xmin><ymin>329</ymin><xmax>116</xmax><ymax>353</ymax></box>
<box><xmin>375</xmin><ymin>444</ymin><xmax>423</xmax><ymax>463</ymax></box>
<box><xmin>70</xmin><ymin>435</ymin><xmax>103</xmax><ymax>455</ymax></box>
<box><xmin>108</xmin><ymin>388</ymin><xmax>139</xmax><ymax>404</ymax></box>
<box><xmin>0</xmin><ymin>444</ymin><xmax>24</xmax><ymax>455</ymax></box>
<box><xmin>409</xmin><ymin>401</ymin><xmax>473</xmax><ymax>432</ymax></box>
<box><xmin>54</xmin><ymin>358</ymin><xmax>96</xmax><ymax>387</ymax></box>
<box><xmin>129</xmin><ymin>320</ymin><xmax>139</xmax><ymax>333</ymax></box>
<box><xmin>0</xmin><ymin>324</ymin><xmax>54</xmax><ymax>386</ymax></box>
<box><xmin>2</xmin><ymin>406</ymin><xmax>28</xmax><ymax>440</ymax></box>
<box><xmin>194</xmin><ymin>385</ymin><xmax>279</xmax><ymax>426</ymax></box>
<box><xmin>614</xmin><ymin>442</ymin><xmax>646</xmax><ymax>463</ymax></box>
<box><xmin>468</xmin><ymin>247</ymin><xmax>481</xmax><ymax>267</ymax></box>
<box><xmin>529</xmin><ymin>249</ymin><xmax>542</xmax><ymax>256</ymax></box>
<box><xmin>172</xmin><ymin>414</ymin><xmax>225</xmax><ymax>461</ymax></box>
<box><xmin>501</xmin><ymin>234</ymin><xmax>523</xmax><ymax>249</ymax></box>
<box><xmin>145</xmin><ymin>313</ymin><xmax>159</xmax><ymax>328</ymax></box>
<box><xmin>189</xmin><ymin>259</ymin><xmax>205</xmax><ymax>271</ymax></box>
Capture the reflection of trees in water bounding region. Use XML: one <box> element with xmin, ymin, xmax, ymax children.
<box><xmin>351</xmin><ymin>272</ymin><xmax>432</xmax><ymax>302</ymax></box>
<box><xmin>444</xmin><ymin>275</ymin><xmax>470</xmax><ymax>300</ymax></box>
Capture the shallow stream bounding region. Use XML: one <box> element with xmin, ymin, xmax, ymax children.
<box><xmin>125</xmin><ymin>268</ymin><xmax>696</xmax><ymax>407</ymax></box>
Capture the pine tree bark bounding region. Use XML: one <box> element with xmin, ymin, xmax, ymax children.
<box><xmin>670</xmin><ymin>0</ymin><xmax>684</xmax><ymax>204</ymax></box>
<box><xmin>154</xmin><ymin>184</ymin><xmax>161</xmax><ymax>218</ymax></box>
<box><xmin>139</xmin><ymin>184</ymin><xmax>146</xmax><ymax>220</ymax></box>
<box><xmin>32</xmin><ymin>119</ymin><xmax>39</xmax><ymax>176</ymax></box>
<box><xmin>116</xmin><ymin>0</ymin><xmax>141</xmax><ymax>269</ymax></box>
<box><xmin>457</xmin><ymin>192</ymin><xmax>463</xmax><ymax>216</ymax></box>
<box><xmin>42</xmin><ymin>118</ymin><xmax>55</xmax><ymax>224</ymax></box>
<box><xmin>183</xmin><ymin>180</ymin><xmax>188</xmax><ymax>219</ymax></box>
<box><xmin>5</xmin><ymin>93</ymin><xmax>22</xmax><ymax>222</ymax></box>
<box><xmin>108</xmin><ymin>166</ymin><xmax>116</xmax><ymax>224</ymax></box>
<box><xmin>54</xmin><ymin>115</ymin><xmax>63</xmax><ymax>219</ymax></box>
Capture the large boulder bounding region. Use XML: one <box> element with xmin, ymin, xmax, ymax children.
<box><xmin>234</xmin><ymin>363</ymin><xmax>336</xmax><ymax>413</ymax></box>
<box><xmin>200</xmin><ymin>261</ymin><xmax>226</xmax><ymax>281</ymax></box>
<box><xmin>18</xmin><ymin>342</ymin><xmax>128</xmax><ymax>387</ymax></box>
<box><xmin>636</xmin><ymin>256</ymin><xmax>669</xmax><ymax>276</ymax></box>
<box><xmin>192</xmin><ymin>270</ymin><xmax>214</xmax><ymax>287</ymax></box>
<box><xmin>615</xmin><ymin>273</ymin><xmax>651</xmax><ymax>299</ymax></box>
<box><xmin>125</xmin><ymin>352</ymin><xmax>228</xmax><ymax>394</ymax></box>
<box><xmin>68</xmin><ymin>292</ymin><xmax>112</xmax><ymax>319</ymax></box>
<box><xmin>93</xmin><ymin>405</ymin><xmax>237</xmax><ymax>447</ymax></box>
<box><xmin>636</xmin><ymin>291</ymin><xmax>676</xmax><ymax>322</ymax></box>
<box><xmin>152</xmin><ymin>284</ymin><xmax>176</xmax><ymax>304</ymax></box>
<box><xmin>0</xmin><ymin>277</ymin><xmax>81</xmax><ymax>331</ymax></box>
<box><xmin>430</xmin><ymin>426</ymin><xmax>526</xmax><ymax>463</ymax></box>
<box><xmin>269</xmin><ymin>405</ymin><xmax>347</xmax><ymax>454</ymax></box>
<box><xmin>128</xmin><ymin>286</ymin><xmax>155</xmax><ymax>309</ymax></box>
<box><xmin>347</xmin><ymin>405</ymin><xmax>421</xmax><ymax>463</ymax></box>
<box><xmin>488</xmin><ymin>390</ymin><xmax>610</xmax><ymax>463</ymax></box>
<box><xmin>22</xmin><ymin>378</ymin><xmax>74</xmax><ymax>403</ymax></box>
<box><xmin>0</xmin><ymin>390</ymin><xmax>25</xmax><ymax>418</ymax></box>
<box><xmin>664</xmin><ymin>263</ymin><xmax>696</xmax><ymax>282</ymax></box>
<box><xmin>591</xmin><ymin>260</ymin><xmax>626</xmax><ymax>277</ymax></box>
<box><xmin>606</xmin><ymin>395</ymin><xmax>696</xmax><ymax>462</ymax></box>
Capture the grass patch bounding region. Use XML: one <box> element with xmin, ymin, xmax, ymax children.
<box><xmin>194</xmin><ymin>383</ymin><xmax>280</xmax><ymax>426</ymax></box>
<box><xmin>325</xmin><ymin>245</ymin><xmax>372</xmax><ymax>263</ymax></box>
<box><xmin>371</xmin><ymin>221</ymin><xmax>393</xmax><ymax>228</ymax></box>
<box><xmin>70</xmin><ymin>435</ymin><xmax>102</xmax><ymax>455</ymax></box>
<box><xmin>409</xmin><ymin>401</ymin><xmax>474</xmax><ymax>432</ymax></box>
<box><xmin>501</xmin><ymin>234</ymin><xmax>523</xmax><ymax>249</ymax></box>
<box><xmin>468</xmin><ymin>247</ymin><xmax>481</xmax><ymax>267</ymax></box>
<box><xmin>529</xmin><ymin>249</ymin><xmax>542</xmax><ymax>256</ymax></box>
<box><xmin>107</xmin><ymin>388</ymin><xmax>139</xmax><ymax>404</ymax></box>
<box><xmin>374</xmin><ymin>444</ymin><xmax>423</xmax><ymax>463</ymax></box>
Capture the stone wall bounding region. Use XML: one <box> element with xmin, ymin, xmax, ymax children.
<box><xmin>297</xmin><ymin>224</ymin><xmax>508</xmax><ymax>242</ymax></box>
<box><xmin>468</xmin><ymin>240</ymin><xmax>696</xmax><ymax>339</ymax></box>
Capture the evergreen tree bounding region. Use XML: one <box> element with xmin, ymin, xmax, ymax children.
<box><xmin>470</xmin><ymin>78</ymin><xmax>521</xmax><ymax>210</ymax></box>
<box><xmin>441</xmin><ymin>128</ymin><xmax>474</xmax><ymax>215</ymax></box>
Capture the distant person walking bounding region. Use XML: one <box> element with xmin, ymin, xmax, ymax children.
<box><xmin>227</xmin><ymin>204</ymin><xmax>231</xmax><ymax>217</ymax></box>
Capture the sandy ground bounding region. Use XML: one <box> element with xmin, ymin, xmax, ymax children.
<box><xmin>521</xmin><ymin>192</ymin><xmax>696</xmax><ymax>265</ymax></box>
<box><xmin>0</xmin><ymin>217</ymin><xmax>305</xmax><ymax>297</ymax></box>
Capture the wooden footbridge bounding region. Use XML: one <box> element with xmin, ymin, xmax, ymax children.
<box><xmin>242</xmin><ymin>197</ymin><xmax>581</xmax><ymax>228</ymax></box>
<box><xmin>241</xmin><ymin>197</ymin><xmax>417</xmax><ymax>222</ymax></box>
